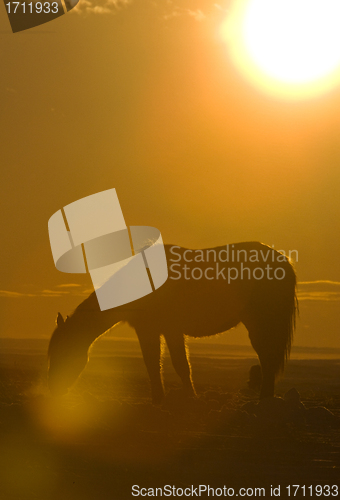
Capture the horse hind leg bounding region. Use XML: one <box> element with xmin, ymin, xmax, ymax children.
<box><xmin>255</xmin><ymin>343</ymin><xmax>276</xmax><ymax>399</ymax></box>
<box><xmin>246</xmin><ymin>326</ymin><xmax>282</xmax><ymax>399</ymax></box>
<box><xmin>164</xmin><ymin>332</ymin><xmax>196</xmax><ymax>397</ymax></box>
<box><xmin>242</xmin><ymin>260</ymin><xmax>296</xmax><ymax>399</ymax></box>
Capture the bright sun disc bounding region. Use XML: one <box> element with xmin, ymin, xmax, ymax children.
<box><xmin>221</xmin><ymin>0</ymin><xmax>340</xmax><ymax>99</ymax></box>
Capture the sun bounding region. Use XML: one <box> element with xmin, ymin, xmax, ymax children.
<box><xmin>221</xmin><ymin>0</ymin><xmax>340</xmax><ymax>99</ymax></box>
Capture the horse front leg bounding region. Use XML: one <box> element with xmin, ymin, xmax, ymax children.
<box><xmin>164</xmin><ymin>332</ymin><xmax>196</xmax><ymax>397</ymax></box>
<box><xmin>136</xmin><ymin>329</ymin><xmax>164</xmax><ymax>405</ymax></box>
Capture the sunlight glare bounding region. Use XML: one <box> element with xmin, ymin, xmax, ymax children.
<box><xmin>221</xmin><ymin>0</ymin><xmax>340</xmax><ymax>99</ymax></box>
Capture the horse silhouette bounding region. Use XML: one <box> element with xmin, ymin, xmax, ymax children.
<box><xmin>48</xmin><ymin>242</ymin><xmax>298</xmax><ymax>403</ymax></box>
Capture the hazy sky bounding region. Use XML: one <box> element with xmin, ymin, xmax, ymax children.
<box><xmin>1</xmin><ymin>0</ymin><xmax>339</xmax><ymax>348</ymax></box>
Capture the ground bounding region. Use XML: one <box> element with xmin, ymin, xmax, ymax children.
<box><xmin>0</xmin><ymin>338</ymin><xmax>339</xmax><ymax>499</ymax></box>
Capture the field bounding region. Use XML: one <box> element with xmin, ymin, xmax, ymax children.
<box><xmin>0</xmin><ymin>337</ymin><xmax>339</xmax><ymax>499</ymax></box>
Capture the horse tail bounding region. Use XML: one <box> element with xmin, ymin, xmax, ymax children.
<box><xmin>277</xmin><ymin>259</ymin><xmax>298</xmax><ymax>373</ymax></box>
<box><xmin>244</xmin><ymin>255</ymin><xmax>298</xmax><ymax>377</ymax></box>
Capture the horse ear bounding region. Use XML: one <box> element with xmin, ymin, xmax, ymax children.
<box><xmin>56</xmin><ymin>312</ymin><xmax>64</xmax><ymax>326</ymax></box>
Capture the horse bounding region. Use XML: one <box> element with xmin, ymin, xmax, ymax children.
<box><xmin>48</xmin><ymin>242</ymin><xmax>298</xmax><ymax>403</ymax></box>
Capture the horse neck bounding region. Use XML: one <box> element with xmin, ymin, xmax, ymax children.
<box><xmin>70</xmin><ymin>292</ymin><xmax>126</xmax><ymax>345</ymax></box>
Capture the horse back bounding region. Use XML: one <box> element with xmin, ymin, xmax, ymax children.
<box><xmin>125</xmin><ymin>242</ymin><xmax>294</xmax><ymax>338</ymax></box>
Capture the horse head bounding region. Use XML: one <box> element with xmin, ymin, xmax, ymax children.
<box><xmin>47</xmin><ymin>312</ymin><xmax>89</xmax><ymax>396</ymax></box>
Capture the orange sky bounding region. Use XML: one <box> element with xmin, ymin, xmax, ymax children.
<box><xmin>0</xmin><ymin>0</ymin><xmax>339</xmax><ymax>348</ymax></box>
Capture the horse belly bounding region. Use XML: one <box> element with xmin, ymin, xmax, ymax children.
<box><xmin>187</xmin><ymin>317</ymin><xmax>241</xmax><ymax>338</ymax></box>
<box><xmin>180</xmin><ymin>293</ymin><xmax>244</xmax><ymax>338</ymax></box>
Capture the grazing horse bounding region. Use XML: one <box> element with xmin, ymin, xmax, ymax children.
<box><xmin>48</xmin><ymin>242</ymin><xmax>298</xmax><ymax>403</ymax></box>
